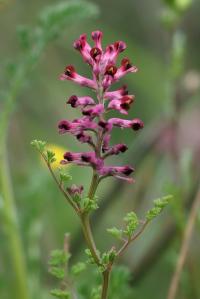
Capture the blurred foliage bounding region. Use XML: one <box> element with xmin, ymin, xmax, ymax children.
<box><xmin>0</xmin><ymin>0</ymin><xmax>200</xmax><ymax>299</ymax></box>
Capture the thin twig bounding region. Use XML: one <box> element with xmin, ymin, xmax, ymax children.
<box><xmin>129</xmin><ymin>175</ymin><xmax>200</xmax><ymax>284</ymax></box>
<box><xmin>40</xmin><ymin>152</ymin><xmax>79</xmax><ymax>213</ymax></box>
<box><xmin>166</xmin><ymin>185</ymin><xmax>200</xmax><ymax>299</ymax></box>
<box><xmin>117</xmin><ymin>220</ymin><xmax>149</xmax><ymax>257</ymax></box>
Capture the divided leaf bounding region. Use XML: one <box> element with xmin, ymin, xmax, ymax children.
<box><xmin>146</xmin><ymin>195</ymin><xmax>172</xmax><ymax>221</ymax></box>
<box><xmin>123</xmin><ymin>212</ymin><xmax>139</xmax><ymax>238</ymax></box>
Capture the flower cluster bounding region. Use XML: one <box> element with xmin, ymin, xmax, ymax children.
<box><xmin>58</xmin><ymin>31</ymin><xmax>144</xmax><ymax>182</ymax></box>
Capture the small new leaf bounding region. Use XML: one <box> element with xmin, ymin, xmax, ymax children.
<box><xmin>146</xmin><ymin>195</ymin><xmax>172</xmax><ymax>221</ymax></box>
<box><xmin>85</xmin><ymin>248</ymin><xmax>96</xmax><ymax>264</ymax></box>
<box><xmin>59</xmin><ymin>169</ymin><xmax>72</xmax><ymax>182</ymax></box>
<box><xmin>49</xmin><ymin>249</ymin><xmax>70</xmax><ymax>267</ymax></box>
<box><xmin>47</xmin><ymin>150</ymin><xmax>56</xmax><ymax>164</ymax></box>
<box><xmin>49</xmin><ymin>266</ymin><xmax>65</xmax><ymax>279</ymax></box>
<box><xmin>123</xmin><ymin>212</ymin><xmax>139</xmax><ymax>238</ymax></box>
<box><xmin>91</xmin><ymin>286</ymin><xmax>101</xmax><ymax>299</ymax></box>
<box><xmin>82</xmin><ymin>197</ymin><xmax>98</xmax><ymax>212</ymax></box>
<box><xmin>71</xmin><ymin>262</ymin><xmax>86</xmax><ymax>276</ymax></box>
<box><xmin>31</xmin><ymin>139</ymin><xmax>46</xmax><ymax>153</ymax></box>
<box><xmin>50</xmin><ymin>288</ymin><xmax>70</xmax><ymax>299</ymax></box>
<box><xmin>107</xmin><ymin>227</ymin><xmax>123</xmax><ymax>240</ymax></box>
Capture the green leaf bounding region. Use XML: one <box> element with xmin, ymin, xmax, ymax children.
<box><xmin>107</xmin><ymin>227</ymin><xmax>123</xmax><ymax>240</ymax></box>
<box><xmin>82</xmin><ymin>197</ymin><xmax>99</xmax><ymax>212</ymax></box>
<box><xmin>31</xmin><ymin>139</ymin><xmax>46</xmax><ymax>153</ymax></box>
<box><xmin>59</xmin><ymin>169</ymin><xmax>72</xmax><ymax>182</ymax></box>
<box><xmin>47</xmin><ymin>150</ymin><xmax>56</xmax><ymax>164</ymax></box>
<box><xmin>163</xmin><ymin>0</ymin><xmax>193</xmax><ymax>11</ymax></box>
<box><xmin>38</xmin><ymin>0</ymin><xmax>99</xmax><ymax>40</ymax></box>
<box><xmin>123</xmin><ymin>212</ymin><xmax>139</xmax><ymax>238</ymax></box>
<box><xmin>91</xmin><ymin>286</ymin><xmax>101</xmax><ymax>299</ymax></box>
<box><xmin>85</xmin><ymin>248</ymin><xmax>97</xmax><ymax>264</ymax></box>
<box><xmin>71</xmin><ymin>262</ymin><xmax>86</xmax><ymax>275</ymax></box>
<box><xmin>146</xmin><ymin>195</ymin><xmax>172</xmax><ymax>221</ymax></box>
<box><xmin>49</xmin><ymin>249</ymin><xmax>70</xmax><ymax>267</ymax></box>
<box><xmin>50</xmin><ymin>288</ymin><xmax>70</xmax><ymax>299</ymax></box>
<box><xmin>49</xmin><ymin>266</ymin><xmax>65</xmax><ymax>279</ymax></box>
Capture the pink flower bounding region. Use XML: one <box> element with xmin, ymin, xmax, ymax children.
<box><xmin>114</xmin><ymin>58</ymin><xmax>138</xmax><ymax>81</ymax></box>
<box><xmin>99</xmin><ymin>165</ymin><xmax>134</xmax><ymax>182</ymax></box>
<box><xmin>91</xmin><ymin>30</ymin><xmax>103</xmax><ymax>50</ymax></box>
<box><xmin>108</xmin><ymin>118</ymin><xmax>144</xmax><ymax>130</ymax></box>
<box><xmin>82</xmin><ymin>104</ymin><xmax>104</xmax><ymax>118</ymax></box>
<box><xmin>60</xmin><ymin>65</ymin><xmax>97</xmax><ymax>89</ymax></box>
<box><xmin>104</xmin><ymin>85</ymin><xmax>128</xmax><ymax>101</ymax></box>
<box><xmin>107</xmin><ymin>95</ymin><xmax>135</xmax><ymax>114</ymax></box>
<box><xmin>58</xmin><ymin>30</ymin><xmax>144</xmax><ymax>183</ymax></box>
<box><xmin>67</xmin><ymin>95</ymin><xmax>95</xmax><ymax>108</ymax></box>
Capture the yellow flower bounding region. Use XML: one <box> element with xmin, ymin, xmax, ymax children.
<box><xmin>41</xmin><ymin>144</ymin><xmax>68</xmax><ymax>169</ymax></box>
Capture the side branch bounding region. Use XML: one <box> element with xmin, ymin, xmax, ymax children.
<box><xmin>40</xmin><ymin>152</ymin><xmax>79</xmax><ymax>213</ymax></box>
<box><xmin>117</xmin><ymin>220</ymin><xmax>149</xmax><ymax>257</ymax></box>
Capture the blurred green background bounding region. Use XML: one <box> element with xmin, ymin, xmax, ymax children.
<box><xmin>0</xmin><ymin>0</ymin><xmax>200</xmax><ymax>298</ymax></box>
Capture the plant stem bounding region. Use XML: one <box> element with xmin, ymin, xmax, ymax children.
<box><xmin>81</xmin><ymin>213</ymin><xmax>101</xmax><ymax>265</ymax></box>
<box><xmin>166</xmin><ymin>185</ymin><xmax>200</xmax><ymax>299</ymax></box>
<box><xmin>101</xmin><ymin>270</ymin><xmax>110</xmax><ymax>299</ymax></box>
<box><xmin>0</xmin><ymin>143</ymin><xmax>30</xmax><ymax>299</ymax></box>
<box><xmin>117</xmin><ymin>220</ymin><xmax>149</xmax><ymax>257</ymax></box>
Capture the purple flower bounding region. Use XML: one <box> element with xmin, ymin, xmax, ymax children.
<box><xmin>107</xmin><ymin>95</ymin><xmax>135</xmax><ymax>114</ymax></box>
<box><xmin>60</xmin><ymin>65</ymin><xmax>97</xmax><ymax>89</ymax></box>
<box><xmin>58</xmin><ymin>30</ymin><xmax>144</xmax><ymax>182</ymax></box>
<box><xmin>99</xmin><ymin>166</ymin><xmax>135</xmax><ymax>182</ymax></box>
<box><xmin>67</xmin><ymin>95</ymin><xmax>95</xmax><ymax>108</ymax></box>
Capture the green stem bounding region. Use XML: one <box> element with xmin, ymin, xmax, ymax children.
<box><xmin>81</xmin><ymin>213</ymin><xmax>101</xmax><ymax>265</ymax></box>
<box><xmin>0</xmin><ymin>143</ymin><xmax>30</xmax><ymax>299</ymax></box>
<box><xmin>101</xmin><ymin>270</ymin><xmax>110</xmax><ymax>299</ymax></box>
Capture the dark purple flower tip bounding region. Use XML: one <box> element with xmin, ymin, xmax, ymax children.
<box><xmin>58</xmin><ymin>120</ymin><xmax>71</xmax><ymax>134</ymax></box>
<box><xmin>121</xmin><ymin>58</ymin><xmax>133</xmax><ymax>70</ymax></box>
<box><xmin>122</xmin><ymin>166</ymin><xmax>134</xmax><ymax>175</ymax></box>
<box><xmin>67</xmin><ymin>95</ymin><xmax>78</xmax><ymax>107</ymax></box>
<box><xmin>105</xmin><ymin>144</ymin><xmax>128</xmax><ymax>156</ymax></box>
<box><xmin>105</xmin><ymin>64</ymin><xmax>118</xmax><ymax>77</ymax></box>
<box><xmin>121</xmin><ymin>85</ymin><xmax>129</xmax><ymax>95</ymax></box>
<box><xmin>131</xmin><ymin>118</ymin><xmax>144</xmax><ymax>131</ymax></box>
<box><xmin>64</xmin><ymin>65</ymin><xmax>76</xmax><ymax>78</ymax></box>
<box><xmin>90</xmin><ymin>47</ymin><xmax>102</xmax><ymax>60</ymax></box>
<box><xmin>98</xmin><ymin>120</ymin><xmax>112</xmax><ymax>132</ymax></box>
<box><xmin>91</xmin><ymin>30</ymin><xmax>103</xmax><ymax>41</ymax></box>
<box><xmin>76</xmin><ymin>132</ymin><xmax>91</xmax><ymax>144</ymax></box>
<box><xmin>73</xmin><ymin>39</ymin><xmax>83</xmax><ymax>50</ymax></box>
<box><xmin>118</xmin><ymin>144</ymin><xmax>128</xmax><ymax>153</ymax></box>
<box><xmin>81</xmin><ymin>153</ymin><xmax>93</xmax><ymax>162</ymax></box>
<box><xmin>114</xmin><ymin>41</ymin><xmax>126</xmax><ymax>53</ymax></box>
<box><xmin>79</xmin><ymin>33</ymin><xmax>87</xmax><ymax>42</ymax></box>
<box><xmin>120</xmin><ymin>95</ymin><xmax>135</xmax><ymax>110</ymax></box>
<box><xmin>67</xmin><ymin>184</ymin><xmax>84</xmax><ymax>196</ymax></box>
<box><xmin>63</xmin><ymin>152</ymin><xmax>74</xmax><ymax>161</ymax></box>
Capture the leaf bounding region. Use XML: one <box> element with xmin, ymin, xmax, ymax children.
<box><xmin>107</xmin><ymin>227</ymin><xmax>123</xmax><ymax>240</ymax></box>
<box><xmin>50</xmin><ymin>289</ymin><xmax>70</xmax><ymax>299</ymax></box>
<box><xmin>146</xmin><ymin>194</ymin><xmax>172</xmax><ymax>221</ymax></box>
<box><xmin>71</xmin><ymin>262</ymin><xmax>86</xmax><ymax>275</ymax></box>
<box><xmin>47</xmin><ymin>150</ymin><xmax>56</xmax><ymax>164</ymax></box>
<box><xmin>59</xmin><ymin>169</ymin><xmax>72</xmax><ymax>182</ymax></box>
<box><xmin>31</xmin><ymin>139</ymin><xmax>46</xmax><ymax>153</ymax></box>
<box><xmin>49</xmin><ymin>266</ymin><xmax>65</xmax><ymax>279</ymax></box>
<box><xmin>49</xmin><ymin>249</ymin><xmax>70</xmax><ymax>267</ymax></box>
<box><xmin>38</xmin><ymin>0</ymin><xmax>99</xmax><ymax>40</ymax></box>
<box><xmin>123</xmin><ymin>212</ymin><xmax>139</xmax><ymax>238</ymax></box>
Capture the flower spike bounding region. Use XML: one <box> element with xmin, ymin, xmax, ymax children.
<box><xmin>59</xmin><ymin>30</ymin><xmax>144</xmax><ymax>182</ymax></box>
